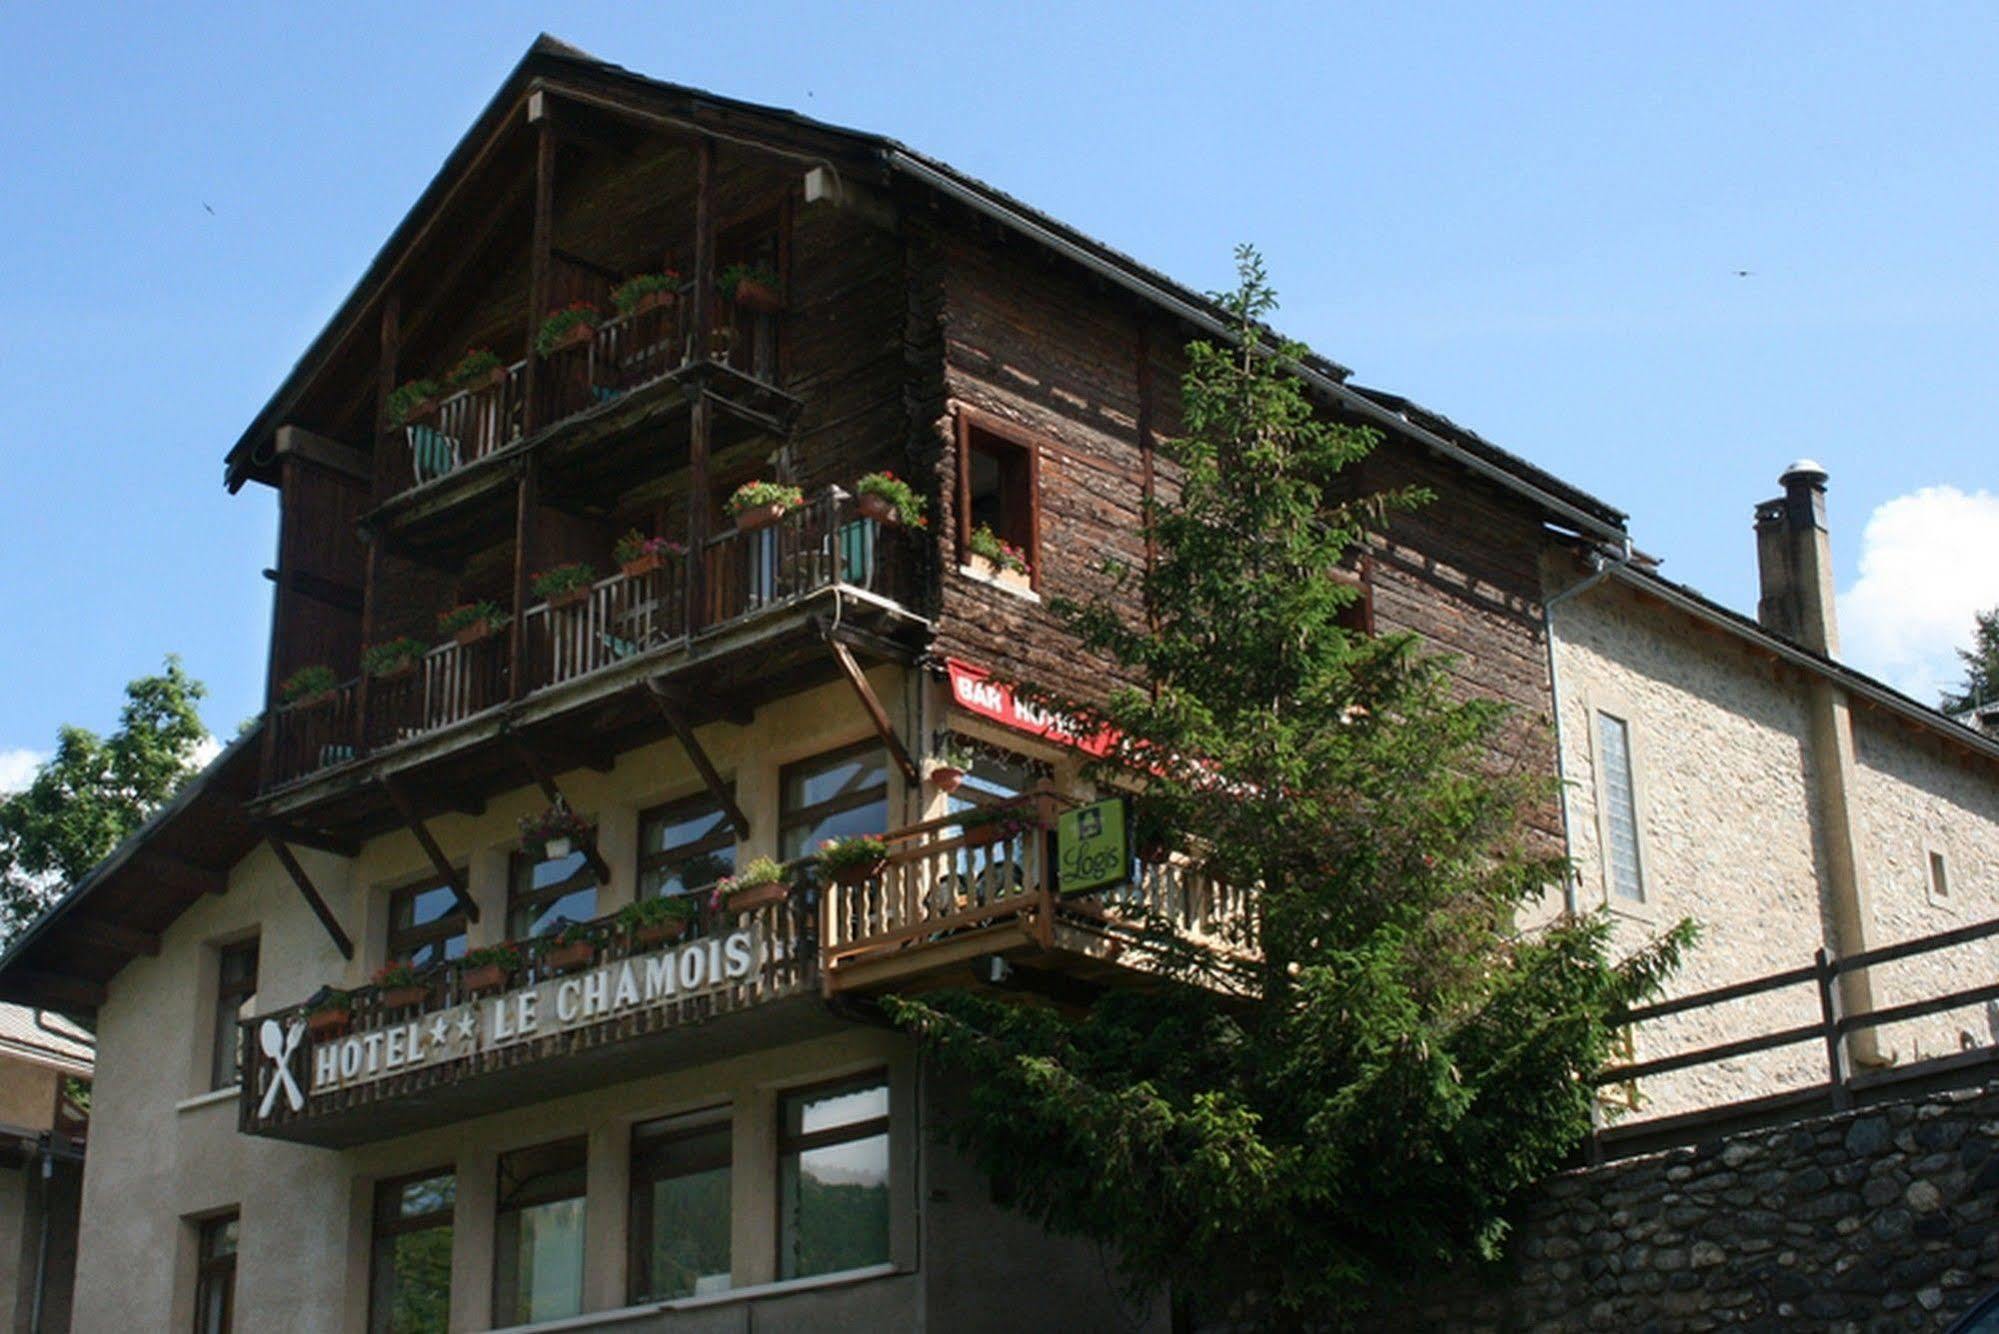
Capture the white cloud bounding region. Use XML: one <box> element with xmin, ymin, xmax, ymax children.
<box><xmin>0</xmin><ymin>748</ymin><xmax>45</xmax><ymax>795</ymax></box>
<box><xmin>191</xmin><ymin>734</ymin><xmax>223</xmax><ymax>771</ymax></box>
<box><xmin>1839</xmin><ymin>486</ymin><xmax>1999</xmax><ymax>705</ymax></box>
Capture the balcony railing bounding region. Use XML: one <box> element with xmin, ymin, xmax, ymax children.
<box><xmin>263</xmin><ymin>489</ymin><xmax>921</xmax><ymax>791</ymax></box>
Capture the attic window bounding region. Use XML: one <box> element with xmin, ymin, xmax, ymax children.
<box><xmin>956</xmin><ymin>409</ymin><xmax>1042</xmax><ymax>592</ymax></box>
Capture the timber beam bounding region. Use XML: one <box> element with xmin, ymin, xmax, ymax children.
<box><xmin>263</xmin><ymin>821</ymin><xmax>361</xmax><ymax>860</ymax></box>
<box><xmin>828</xmin><ymin>637</ymin><xmax>919</xmax><ymax>785</ymax></box>
<box><xmin>380</xmin><ymin>780</ymin><xmax>481</xmax><ymax>923</ymax></box>
<box><xmin>65</xmin><ymin>917</ymin><xmax>161</xmax><ymax>959</ymax></box>
<box><xmin>261</xmin><ymin>831</ymin><xmax>355</xmax><ymax>960</ymax></box>
<box><xmin>137</xmin><ymin>851</ymin><xmax>228</xmax><ymax>898</ymax></box>
<box><xmin>645</xmin><ymin>682</ymin><xmax>751</xmax><ymax>840</ymax></box>
<box><xmin>506</xmin><ymin>739</ymin><xmax>615</xmax><ymax>885</ymax></box>
<box><xmin>5</xmin><ymin>971</ymin><xmax>106</xmax><ymax>1011</ymax></box>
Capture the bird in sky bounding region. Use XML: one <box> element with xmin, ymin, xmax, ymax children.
<box><xmin>203</xmin><ymin>202</ymin><xmax>215</xmax><ymax>216</ymax></box>
<box><xmin>1734</xmin><ymin>269</ymin><xmax>1753</xmax><ymax>277</ymax></box>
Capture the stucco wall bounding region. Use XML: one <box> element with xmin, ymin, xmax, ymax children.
<box><xmin>1547</xmin><ymin>571</ymin><xmax>1999</xmax><ymax>1122</ymax></box>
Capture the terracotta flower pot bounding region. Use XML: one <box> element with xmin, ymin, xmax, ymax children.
<box><xmin>454</xmin><ymin>619</ymin><xmax>497</xmax><ymax>648</ymax></box>
<box><xmin>732</xmin><ymin>279</ymin><xmax>783</xmax><ymax>314</ymax></box>
<box><xmin>627</xmin><ymin>289</ymin><xmax>676</xmax><ymax>317</ymax></box>
<box><xmin>734</xmin><ymin>502</ymin><xmax>786</xmax><ymax>533</ymax></box>
<box><xmin>470</xmin><ymin>366</ymin><xmax>507</xmax><ymax>391</ymax></box>
<box><xmin>620</xmin><ymin>553</ymin><xmax>665</xmax><ymax>578</ymax></box>
<box><xmin>831</xmin><ymin>859</ymin><xmax>887</xmax><ymax>887</ymax></box>
<box><xmin>634</xmin><ymin>919</ymin><xmax>690</xmax><ymax>948</ymax></box>
<box><xmin>856</xmin><ymin>492</ymin><xmax>898</xmax><ymax>524</ymax></box>
<box><xmin>461</xmin><ymin>963</ymin><xmax>510</xmax><ymax>994</ymax></box>
<box><xmin>547</xmin><ymin>585</ymin><xmax>590</xmax><ymax>611</ymax></box>
<box><xmin>306</xmin><ymin>1009</ymin><xmax>350</xmax><ymax>1040</ymax></box>
<box><xmin>725</xmin><ymin>881</ymin><xmax>788</xmax><ymax>914</ymax></box>
<box><xmin>379</xmin><ymin>984</ymin><xmax>427</xmax><ymax>1010</ymax></box>
<box><xmin>930</xmin><ymin>765</ymin><xmax>966</xmax><ymax>793</ymax></box>
<box><xmin>543</xmin><ymin>941</ymin><xmax>596</xmax><ymax>973</ymax></box>
<box><xmin>547</xmin><ymin>321</ymin><xmax>595</xmax><ymax>353</ymax></box>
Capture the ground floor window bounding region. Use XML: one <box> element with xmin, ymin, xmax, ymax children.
<box><xmin>194</xmin><ymin>1211</ymin><xmax>238</xmax><ymax>1334</ymax></box>
<box><xmin>778</xmin><ymin>1073</ymin><xmax>891</xmax><ymax>1280</ymax></box>
<box><xmin>370</xmin><ymin>1170</ymin><xmax>455</xmax><ymax>1333</ymax></box>
<box><xmin>493</xmin><ymin>1139</ymin><xmax>588</xmax><ymax>1326</ymax></box>
<box><xmin>629</xmin><ymin>1106</ymin><xmax>733</xmax><ymax>1301</ymax></box>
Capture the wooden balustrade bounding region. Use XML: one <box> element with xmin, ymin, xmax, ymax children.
<box><xmin>702</xmin><ymin>489</ymin><xmax>915</xmax><ymax>629</ymax></box>
<box><xmin>268</xmin><ymin>680</ymin><xmax>362</xmax><ymax>787</ymax></box>
<box><xmin>520</xmin><ymin>560</ymin><xmax>688</xmax><ymax>694</ymax></box>
<box><xmin>533</xmin><ymin>301</ymin><xmax>689</xmax><ymax>427</ymax></box>
<box><xmin>375</xmin><ymin>361</ymin><xmax>527</xmax><ymax>502</ymax></box>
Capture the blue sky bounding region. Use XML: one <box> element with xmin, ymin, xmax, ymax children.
<box><xmin>3</xmin><ymin>2</ymin><xmax>1997</xmax><ymax>781</ymax></box>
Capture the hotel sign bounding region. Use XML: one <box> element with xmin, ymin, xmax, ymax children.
<box><xmin>256</xmin><ymin>928</ymin><xmax>758</xmax><ymax>1114</ymax></box>
<box><xmin>946</xmin><ymin>659</ymin><xmax>1113</xmax><ymax>756</ymax></box>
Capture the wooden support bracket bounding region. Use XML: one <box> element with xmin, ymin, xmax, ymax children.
<box><xmin>828</xmin><ymin>637</ymin><xmax>919</xmax><ymax>785</ymax></box>
<box><xmin>506</xmin><ymin>739</ymin><xmax>615</xmax><ymax>886</ymax></box>
<box><xmin>262</xmin><ymin>832</ymin><xmax>355</xmax><ymax>960</ymax></box>
<box><xmin>646</xmin><ymin>681</ymin><xmax>751</xmax><ymax>841</ymax></box>
<box><xmin>262</xmin><ymin>821</ymin><xmax>361</xmax><ymax>860</ymax></box>
<box><xmin>380</xmin><ymin>780</ymin><xmax>481</xmax><ymax>924</ymax></box>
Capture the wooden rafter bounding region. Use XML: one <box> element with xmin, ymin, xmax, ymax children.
<box><xmin>137</xmin><ymin>851</ymin><xmax>227</xmax><ymax>898</ymax></box>
<box><xmin>380</xmin><ymin>779</ymin><xmax>481</xmax><ymax>923</ymax></box>
<box><xmin>828</xmin><ymin>637</ymin><xmax>919</xmax><ymax>785</ymax></box>
<box><xmin>645</xmin><ymin>682</ymin><xmax>751</xmax><ymax>840</ymax></box>
<box><xmin>262</xmin><ymin>832</ymin><xmax>355</xmax><ymax>960</ymax></box>
<box><xmin>506</xmin><ymin>738</ymin><xmax>615</xmax><ymax>885</ymax></box>
<box><xmin>4</xmin><ymin>971</ymin><xmax>105</xmax><ymax>1011</ymax></box>
<box><xmin>64</xmin><ymin>917</ymin><xmax>161</xmax><ymax>959</ymax></box>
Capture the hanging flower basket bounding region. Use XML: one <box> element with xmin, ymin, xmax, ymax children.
<box><xmin>857</xmin><ymin>492</ymin><xmax>896</xmax><ymax>523</ymax></box>
<box><xmin>545</xmin><ymin>835</ymin><xmax>574</xmax><ymax>859</ymax></box>
<box><xmin>930</xmin><ymin>765</ymin><xmax>966</xmax><ymax>793</ymax></box>
<box><xmin>521</xmin><ymin>800</ymin><xmax>592</xmax><ymax>862</ymax></box>
<box><xmin>853</xmin><ymin>472</ymin><xmax>926</xmax><ymax>528</ymax></box>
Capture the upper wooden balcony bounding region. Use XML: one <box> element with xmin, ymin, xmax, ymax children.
<box><xmin>237</xmin><ymin>804</ymin><xmax>1256</xmax><ymax>1147</ymax></box>
<box><xmin>259</xmin><ymin>487</ymin><xmax>925</xmax><ymax>812</ymax></box>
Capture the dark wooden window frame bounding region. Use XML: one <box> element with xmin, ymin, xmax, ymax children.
<box><xmin>778</xmin><ymin>741</ymin><xmax>890</xmax><ymax>858</ymax></box>
<box><xmin>211</xmin><ymin>939</ymin><xmax>259</xmax><ymax>1091</ymax></box>
<box><xmin>193</xmin><ymin>1210</ymin><xmax>239</xmax><ymax>1334</ymax></box>
<box><xmin>638</xmin><ymin>790</ymin><xmax>738</xmax><ymax>898</ymax></box>
<box><xmin>775</xmin><ymin>1069</ymin><xmax>892</xmax><ymax>1277</ymax></box>
<box><xmin>953</xmin><ymin>405</ymin><xmax>1045</xmax><ymax>593</ymax></box>
<box><xmin>627</xmin><ymin>1105</ymin><xmax>733</xmax><ymax>1303</ymax></box>
<box><xmin>369</xmin><ymin>1169</ymin><xmax>455</xmax><ymax>1334</ymax></box>
<box><xmin>507</xmin><ymin>851</ymin><xmax>599</xmax><ymax>940</ymax></box>
<box><xmin>386</xmin><ymin>877</ymin><xmax>469</xmax><ymax>967</ymax></box>
<box><xmin>1332</xmin><ymin>555</ymin><xmax>1375</xmax><ymax>635</ymax></box>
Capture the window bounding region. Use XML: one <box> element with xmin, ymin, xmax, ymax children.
<box><xmin>493</xmin><ymin>1139</ymin><xmax>588</xmax><ymax>1327</ymax></box>
<box><xmin>193</xmin><ymin>1212</ymin><xmax>238</xmax><ymax>1334</ymax></box>
<box><xmin>1595</xmin><ymin>711</ymin><xmax>1645</xmax><ymax>903</ymax></box>
<box><xmin>956</xmin><ymin>411</ymin><xmax>1041</xmax><ymax>590</ymax></box>
<box><xmin>386</xmin><ymin>880</ymin><xmax>468</xmax><ymax>970</ymax></box>
<box><xmin>210</xmin><ymin>940</ymin><xmax>259</xmax><ymax>1090</ymax></box>
<box><xmin>629</xmin><ymin>1107</ymin><xmax>733</xmax><ymax>1301</ymax></box>
<box><xmin>509</xmin><ymin>852</ymin><xmax>598</xmax><ymax>941</ymax></box>
<box><xmin>1332</xmin><ymin>558</ymin><xmax>1374</xmax><ymax>635</ymax></box>
<box><xmin>639</xmin><ymin>793</ymin><xmax>738</xmax><ymax>900</ymax></box>
<box><xmin>778</xmin><ymin>1072</ymin><xmax>891</xmax><ymax>1280</ymax></box>
<box><xmin>1929</xmin><ymin>848</ymin><xmax>1952</xmax><ymax>904</ymax></box>
<box><xmin>370</xmin><ymin>1171</ymin><xmax>454</xmax><ymax>1334</ymax></box>
<box><xmin>780</xmin><ymin>744</ymin><xmax>890</xmax><ymax>862</ymax></box>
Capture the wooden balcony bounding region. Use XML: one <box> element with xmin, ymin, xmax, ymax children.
<box><xmin>260</xmin><ymin>488</ymin><xmax>926</xmax><ymax>804</ymax></box>
<box><xmin>237</xmin><ymin>810</ymin><xmax>1255</xmax><ymax>1148</ymax></box>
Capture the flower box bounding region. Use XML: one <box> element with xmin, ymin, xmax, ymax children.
<box><xmin>547</xmin><ymin>585</ymin><xmax>590</xmax><ymax>611</ymax></box>
<box><xmin>831</xmin><ymin>858</ymin><xmax>887</xmax><ymax>887</ymax></box>
<box><xmin>461</xmin><ymin>963</ymin><xmax>510</xmax><ymax>994</ymax></box>
<box><xmin>454</xmin><ymin>619</ymin><xmax>500</xmax><ymax>647</ymax></box>
<box><xmin>725</xmin><ymin>881</ymin><xmax>788</xmax><ymax>914</ymax></box>
<box><xmin>734</xmin><ymin>502</ymin><xmax>786</xmax><ymax>533</ymax></box>
<box><xmin>379</xmin><ymin>984</ymin><xmax>427</xmax><ymax>1010</ymax></box>
<box><xmin>634</xmin><ymin>919</ymin><xmax>690</xmax><ymax>948</ymax></box>
<box><xmin>546</xmin><ymin>320</ymin><xmax>595</xmax><ymax>353</ymax></box>
<box><xmin>542</xmin><ymin>940</ymin><xmax>595</xmax><ymax>973</ymax></box>
<box><xmin>307</xmin><ymin>1008</ymin><xmax>351</xmax><ymax>1039</ymax></box>
<box><xmin>621</xmin><ymin>553</ymin><xmax>665</xmax><ymax>578</ymax></box>
<box><xmin>731</xmin><ymin>279</ymin><xmax>783</xmax><ymax>314</ymax></box>
<box><xmin>293</xmin><ymin>688</ymin><xmax>340</xmax><ymax>711</ymax></box>
<box><xmin>628</xmin><ymin>289</ymin><xmax>676</xmax><ymax>317</ymax></box>
<box><xmin>372</xmin><ymin>660</ymin><xmax>417</xmax><ymax>684</ymax></box>
<box><xmin>857</xmin><ymin>492</ymin><xmax>898</xmax><ymax>524</ymax></box>
<box><xmin>968</xmin><ymin>551</ymin><xmax>1034</xmax><ymax>595</ymax></box>
<box><xmin>463</xmin><ymin>365</ymin><xmax>507</xmax><ymax>392</ymax></box>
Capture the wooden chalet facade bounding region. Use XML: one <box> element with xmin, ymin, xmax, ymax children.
<box><xmin>0</xmin><ymin>37</ymin><xmax>1633</xmax><ymax>1333</ymax></box>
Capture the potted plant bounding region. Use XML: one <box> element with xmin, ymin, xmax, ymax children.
<box><xmin>372</xmin><ymin>961</ymin><xmax>428</xmax><ymax>1010</ymax></box>
<box><xmin>614</xmin><ymin>530</ymin><xmax>685</xmax><ymax>578</ymax></box>
<box><xmin>306</xmin><ymin>990</ymin><xmax>353</xmax><ymax>1040</ymax></box>
<box><xmin>279</xmin><ymin>665</ymin><xmax>341</xmax><ymax>709</ymax></box>
<box><xmin>446</xmin><ymin>347</ymin><xmax>506</xmax><ymax>393</ymax></box>
<box><xmin>387</xmin><ymin>378</ymin><xmax>442</xmax><ymax>427</ymax></box>
<box><xmin>531</xmin><ymin>563</ymin><xmax>596</xmax><ymax>611</ymax></box>
<box><xmin>437</xmin><ymin>601</ymin><xmax>509</xmax><ymax>647</ymax></box>
<box><xmin>535</xmin><ymin>301</ymin><xmax>602</xmax><ymax>356</ymax></box>
<box><xmin>713</xmin><ymin>858</ymin><xmax>788</xmax><ymax>914</ymax></box>
<box><xmin>853</xmin><ymin>471</ymin><xmax>928</xmax><ymax>527</ymax></box>
<box><xmin>618</xmin><ymin>894</ymin><xmax>701</xmax><ymax>948</ymax></box>
<box><xmin>958</xmin><ymin>800</ymin><xmax>1033</xmax><ymax>846</ymax></box>
<box><xmin>520</xmin><ymin>799</ymin><xmax>592</xmax><ymax>861</ymax></box>
<box><xmin>540</xmin><ymin>922</ymin><xmax>597</xmax><ymax>973</ymax></box>
<box><xmin>817</xmin><ymin>834</ymin><xmax>890</xmax><ymax>886</ymax></box>
<box><xmin>460</xmin><ymin>943</ymin><xmax>521</xmax><ymax>994</ymax></box>
<box><xmin>967</xmin><ymin>523</ymin><xmax>1033</xmax><ymax>591</ymax></box>
<box><xmin>719</xmin><ymin>263</ymin><xmax>783</xmax><ymax>314</ymax></box>
<box><xmin>725</xmin><ymin>481</ymin><xmax>804</xmax><ymax>533</ymax></box>
<box><xmin>611</xmin><ymin>271</ymin><xmax>681</xmax><ymax>318</ymax></box>
<box><xmin>360</xmin><ymin>637</ymin><xmax>426</xmax><ymax>682</ymax></box>
<box><xmin>929</xmin><ymin>738</ymin><xmax>974</xmax><ymax>793</ymax></box>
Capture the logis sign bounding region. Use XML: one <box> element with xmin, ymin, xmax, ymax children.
<box><xmin>256</xmin><ymin>927</ymin><xmax>759</xmax><ymax>1117</ymax></box>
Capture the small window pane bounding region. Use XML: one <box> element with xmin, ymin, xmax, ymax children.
<box><xmin>786</xmin><ymin>750</ymin><xmax>888</xmax><ymax>812</ymax></box>
<box><xmin>639</xmin><ymin>797</ymin><xmax>737</xmax><ymax>900</ymax></box>
<box><xmin>1597</xmin><ymin>712</ymin><xmax>1644</xmax><ymax>903</ymax></box>
<box><xmin>780</xmin><ymin>746</ymin><xmax>889</xmax><ymax>862</ymax></box>
<box><xmin>630</xmin><ymin>1109</ymin><xmax>732</xmax><ymax>1301</ymax></box>
<box><xmin>508</xmin><ymin>853</ymin><xmax>598</xmax><ymax>940</ymax></box>
<box><xmin>195</xmin><ymin>1213</ymin><xmax>239</xmax><ymax>1334</ymax></box>
<box><xmin>371</xmin><ymin>1172</ymin><xmax>454</xmax><ymax>1334</ymax></box>
<box><xmin>495</xmin><ymin>1142</ymin><xmax>587</xmax><ymax>1327</ymax></box>
<box><xmin>779</xmin><ymin>1132</ymin><xmax>889</xmax><ymax>1280</ymax></box>
<box><xmin>211</xmin><ymin>941</ymin><xmax>259</xmax><ymax>1090</ymax></box>
<box><xmin>389</xmin><ymin>882</ymin><xmax>468</xmax><ymax>970</ymax></box>
<box><xmin>786</xmin><ymin>1083</ymin><xmax>890</xmax><ymax>1138</ymax></box>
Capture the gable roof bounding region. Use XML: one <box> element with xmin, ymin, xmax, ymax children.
<box><xmin>220</xmin><ymin>36</ymin><xmax>1629</xmax><ymax>542</ymax></box>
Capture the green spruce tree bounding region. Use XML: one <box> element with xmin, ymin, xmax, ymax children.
<box><xmin>885</xmin><ymin>249</ymin><xmax>1691</xmax><ymax>1327</ymax></box>
<box><xmin>1942</xmin><ymin>607</ymin><xmax>1999</xmax><ymax>717</ymax></box>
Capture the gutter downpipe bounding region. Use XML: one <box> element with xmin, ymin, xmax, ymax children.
<box><xmin>29</xmin><ymin>1138</ymin><xmax>51</xmax><ymax>1334</ymax></box>
<box><xmin>1543</xmin><ymin>539</ymin><xmax>1636</xmax><ymax>917</ymax></box>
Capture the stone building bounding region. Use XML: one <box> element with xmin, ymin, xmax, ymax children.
<box><xmin>1544</xmin><ymin>461</ymin><xmax>1999</xmax><ymax>1126</ymax></box>
<box><xmin>0</xmin><ymin>1002</ymin><xmax>91</xmax><ymax>1333</ymax></box>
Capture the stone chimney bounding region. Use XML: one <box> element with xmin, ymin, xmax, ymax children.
<box><xmin>1755</xmin><ymin>459</ymin><xmax>1839</xmax><ymax>655</ymax></box>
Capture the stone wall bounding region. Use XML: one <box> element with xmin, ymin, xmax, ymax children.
<box><xmin>1375</xmin><ymin>1083</ymin><xmax>1999</xmax><ymax>1330</ymax></box>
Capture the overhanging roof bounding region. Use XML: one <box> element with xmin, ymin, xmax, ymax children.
<box><xmin>220</xmin><ymin>36</ymin><xmax>1629</xmax><ymax>541</ymax></box>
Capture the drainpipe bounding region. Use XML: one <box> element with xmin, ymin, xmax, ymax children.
<box><xmin>1543</xmin><ymin>538</ymin><xmax>1635</xmax><ymax>917</ymax></box>
<box><xmin>28</xmin><ymin>1139</ymin><xmax>52</xmax><ymax>1334</ymax></box>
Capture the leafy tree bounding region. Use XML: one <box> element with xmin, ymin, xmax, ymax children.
<box><xmin>1941</xmin><ymin>607</ymin><xmax>1999</xmax><ymax>717</ymax></box>
<box><xmin>884</xmin><ymin>249</ymin><xmax>1692</xmax><ymax>1328</ymax></box>
<box><xmin>0</xmin><ymin>659</ymin><xmax>209</xmax><ymax>942</ymax></box>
